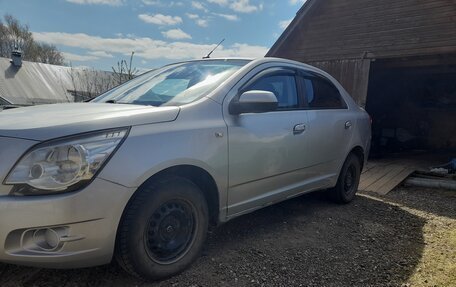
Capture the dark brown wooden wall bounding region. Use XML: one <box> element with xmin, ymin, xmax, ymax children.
<box><xmin>308</xmin><ymin>59</ymin><xmax>371</xmax><ymax>105</ymax></box>
<box><xmin>269</xmin><ymin>0</ymin><xmax>456</xmax><ymax>62</ymax></box>
<box><xmin>268</xmin><ymin>0</ymin><xmax>456</xmax><ymax>106</ymax></box>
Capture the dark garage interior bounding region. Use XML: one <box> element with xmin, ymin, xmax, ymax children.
<box><xmin>366</xmin><ymin>55</ymin><xmax>456</xmax><ymax>157</ymax></box>
<box><xmin>267</xmin><ymin>0</ymin><xmax>456</xmax><ymax>163</ymax></box>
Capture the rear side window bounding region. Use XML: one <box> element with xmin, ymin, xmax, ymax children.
<box><xmin>303</xmin><ymin>76</ymin><xmax>346</xmax><ymax>109</ymax></box>
<box><xmin>247</xmin><ymin>75</ymin><xmax>298</xmax><ymax>110</ymax></box>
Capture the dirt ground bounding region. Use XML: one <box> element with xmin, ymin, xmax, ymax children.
<box><xmin>0</xmin><ymin>186</ymin><xmax>454</xmax><ymax>287</ymax></box>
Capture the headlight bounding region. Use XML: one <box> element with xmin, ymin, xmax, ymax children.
<box><xmin>5</xmin><ymin>128</ymin><xmax>129</xmax><ymax>195</ymax></box>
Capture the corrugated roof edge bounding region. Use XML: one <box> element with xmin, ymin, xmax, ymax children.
<box><xmin>0</xmin><ymin>96</ymin><xmax>12</xmax><ymax>105</ymax></box>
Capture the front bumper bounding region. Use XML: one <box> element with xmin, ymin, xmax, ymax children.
<box><xmin>0</xmin><ymin>178</ymin><xmax>135</xmax><ymax>268</ymax></box>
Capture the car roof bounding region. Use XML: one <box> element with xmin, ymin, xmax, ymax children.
<box><xmin>185</xmin><ymin>57</ymin><xmax>323</xmax><ymax>72</ymax></box>
<box><xmin>141</xmin><ymin>57</ymin><xmax>337</xmax><ymax>87</ymax></box>
<box><xmin>150</xmin><ymin>57</ymin><xmax>318</xmax><ymax>72</ymax></box>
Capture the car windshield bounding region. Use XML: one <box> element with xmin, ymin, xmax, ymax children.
<box><xmin>92</xmin><ymin>59</ymin><xmax>250</xmax><ymax>107</ymax></box>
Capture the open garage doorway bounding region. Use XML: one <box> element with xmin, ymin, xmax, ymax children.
<box><xmin>366</xmin><ymin>54</ymin><xmax>456</xmax><ymax>158</ymax></box>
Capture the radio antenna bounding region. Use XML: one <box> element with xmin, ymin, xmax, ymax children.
<box><xmin>203</xmin><ymin>38</ymin><xmax>225</xmax><ymax>59</ymax></box>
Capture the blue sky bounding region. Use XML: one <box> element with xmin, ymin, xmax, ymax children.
<box><xmin>0</xmin><ymin>0</ymin><xmax>305</xmax><ymax>71</ymax></box>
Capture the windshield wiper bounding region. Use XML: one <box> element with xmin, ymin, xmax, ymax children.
<box><xmin>104</xmin><ymin>100</ymin><xmax>141</xmax><ymax>106</ymax></box>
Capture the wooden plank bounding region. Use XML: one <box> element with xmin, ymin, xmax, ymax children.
<box><xmin>308</xmin><ymin>6</ymin><xmax>455</xmax><ymax>33</ymax></box>
<box><xmin>306</xmin><ymin>14</ymin><xmax>456</xmax><ymax>41</ymax></box>
<box><xmin>365</xmin><ymin>165</ymin><xmax>407</xmax><ymax>193</ymax></box>
<box><xmin>377</xmin><ymin>168</ymin><xmax>415</xmax><ymax>195</ymax></box>
<box><xmin>293</xmin><ymin>37</ymin><xmax>456</xmax><ymax>60</ymax></box>
<box><xmin>280</xmin><ymin>45</ymin><xmax>456</xmax><ymax>63</ymax></box>
<box><xmin>362</xmin><ymin>161</ymin><xmax>380</xmax><ymax>174</ymax></box>
<box><xmin>315</xmin><ymin>0</ymin><xmax>450</xmax><ymax>14</ymax></box>
<box><xmin>361</xmin><ymin>159</ymin><xmax>396</xmax><ymax>173</ymax></box>
<box><xmin>358</xmin><ymin>156</ymin><xmax>452</xmax><ymax>195</ymax></box>
<box><xmin>359</xmin><ymin>163</ymin><xmax>396</xmax><ymax>190</ymax></box>
<box><xmin>362</xmin><ymin>162</ymin><xmax>385</xmax><ymax>174</ymax></box>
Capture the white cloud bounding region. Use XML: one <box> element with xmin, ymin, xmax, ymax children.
<box><xmin>161</xmin><ymin>29</ymin><xmax>192</xmax><ymax>40</ymax></box>
<box><xmin>185</xmin><ymin>13</ymin><xmax>209</xmax><ymax>27</ymax></box>
<box><xmin>186</xmin><ymin>13</ymin><xmax>200</xmax><ymax>19</ymax></box>
<box><xmin>62</xmin><ymin>52</ymin><xmax>99</xmax><ymax>62</ymax></box>
<box><xmin>279</xmin><ymin>19</ymin><xmax>292</xmax><ymax>29</ymax></box>
<box><xmin>289</xmin><ymin>0</ymin><xmax>307</xmax><ymax>5</ymax></box>
<box><xmin>231</xmin><ymin>0</ymin><xmax>262</xmax><ymax>13</ymax></box>
<box><xmin>141</xmin><ymin>0</ymin><xmax>160</xmax><ymax>5</ymax></box>
<box><xmin>217</xmin><ymin>43</ymin><xmax>268</xmax><ymax>58</ymax></box>
<box><xmin>192</xmin><ymin>1</ymin><xmax>209</xmax><ymax>12</ymax></box>
<box><xmin>87</xmin><ymin>50</ymin><xmax>114</xmax><ymax>58</ymax></box>
<box><xmin>196</xmin><ymin>19</ymin><xmax>209</xmax><ymax>27</ymax></box>
<box><xmin>207</xmin><ymin>0</ymin><xmax>228</xmax><ymax>5</ymax></box>
<box><xmin>213</xmin><ymin>13</ymin><xmax>239</xmax><ymax>21</ymax></box>
<box><xmin>66</xmin><ymin>0</ymin><xmax>122</xmax><ymax>5</ymax></box>
<box><xmin>141</xmin><ymin>0</ymin><xmax>184</xmax><ymax>7</ymax></box>
<box><xmin>34</xmin><ymin>31</ymin><xmax>268</xmax><ymax>61</ymax></box>
<box><xmin>138</xmin><ymin>13</ymin><xmax>183</xmax><ymax>25</ymax></box>
<box><xmin>206</xmin><ymin>0</ymin><xmax>262</xmax><ymax>14</ymax></box>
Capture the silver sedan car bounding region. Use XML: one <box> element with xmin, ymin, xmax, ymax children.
<box><xmin>0</xmin><ymin>58</ymin><xmax>371</xmax><ymax>280</ymax></box>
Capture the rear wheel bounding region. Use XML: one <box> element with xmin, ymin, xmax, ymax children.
<box><xmin>329</xmin><ymin>153</ymin><xmax>361</xmax><ymax>203</ymax></box>
<box><xmin>116</xmin><ymin>176</ymin><xmax>209</xmax><ymax>281</ymax></box>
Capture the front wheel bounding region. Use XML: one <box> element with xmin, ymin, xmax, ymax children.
<box><xmin>328</xmin><ymin>153</ymin><xmax>361</xmax><ymax>203</ymax></box>
<box><xmin>116</xmin><ymin>176</ymin><xmax>209</xmax><ymax>281</ymax></box>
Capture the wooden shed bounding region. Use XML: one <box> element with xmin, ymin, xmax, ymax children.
<box><xmin>268</xmin><ymin>0</ymin><xmax>456</xmax><ymax>156</ymax></box>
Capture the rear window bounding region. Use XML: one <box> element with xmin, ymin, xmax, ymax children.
<box><xmin>303</xmin><ymin>77</ymin><xmax>347</xmax><ymax>109</ymax></box>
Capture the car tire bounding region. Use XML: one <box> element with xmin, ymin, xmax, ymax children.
<box><xmin>116</xmin><ymin>176</ymin><xmax>209</xmax><ymax>281</ymax></box>
<box><xmin>328</xmin><ymin>153</ymin><xmax>361</xmax><ymax>204</ymax></box>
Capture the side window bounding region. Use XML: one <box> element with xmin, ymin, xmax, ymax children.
<box><xmin>303</xmin><ymin>76</ymin><xmax>346</xmax><ymax>109</ymax></box>
<box><xmin>247</xmin><ymin>74</ymin><xmax>299</xmax><ymax>110</ymax></box>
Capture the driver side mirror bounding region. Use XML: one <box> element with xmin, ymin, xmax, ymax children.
<box><xmin>229</xmin><ymin>90</ymin><xmax>278</xmax><ymax>115</ymax></box>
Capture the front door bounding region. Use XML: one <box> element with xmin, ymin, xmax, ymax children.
<box><xmin>224</xmin><ymin>67</ymin><xmax>310</xmax><ymax>217</ymax></box>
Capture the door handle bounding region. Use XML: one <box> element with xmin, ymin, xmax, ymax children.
<box><xmin>293</xmin><ymin>123</ymin><xmax>306</xmax><ymax>135</ymax></box>
<box><xmin>345</xmin><ymin>121</ymin><xmax>352</xmax><ymax>129</ymax></box>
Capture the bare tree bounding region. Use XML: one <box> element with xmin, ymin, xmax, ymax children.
<box><xmin>65</xmin><ymin>52</ymin><xmax>139</xmax><ymax>101</ymax></box>
<box><xmin>34</xmin><ymin>43</ymin><xmax>64</xmax><ymax>65</ymax></box>
<box><xmin>112</xmin><ymin>52</ymin><xmax>138</xmax><ymax>85</ymax></box>
<box><xmin>67</xmin><ymin>65</ymin><xmax>118</xmax><ymax>101</ymax></box>
<box><xmin>0</xmin><ymin>14</ymin><xmax>64</xmax><ymax>65</ymax></box>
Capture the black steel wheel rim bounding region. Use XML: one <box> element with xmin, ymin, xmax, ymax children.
<box><xmin>344</xmin><ymin>165</ymin><xmax>356</xmax><ymax>194</ymax></box>
<box><xmin>144</xmin><ymin>199</ymin><xmax>196</xmax><ymax>264</ymax></box>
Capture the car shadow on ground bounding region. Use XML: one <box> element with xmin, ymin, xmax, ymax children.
<box><xmin>0</xmin><ymin>191</ymin><xmax>427</xmax><ymax>287</ymax></box>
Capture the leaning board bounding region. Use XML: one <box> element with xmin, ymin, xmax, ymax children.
<box><xmin>359</xmin><ymin>160</ymin><xmax>416</xmax><ymax>195</ymax></box>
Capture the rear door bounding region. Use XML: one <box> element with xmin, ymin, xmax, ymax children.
<box><xmin>299</xmin><ymin>71</ymin><xmax>355</xmax><ymax>183</ymax></box>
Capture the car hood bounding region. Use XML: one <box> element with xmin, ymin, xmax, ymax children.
<box><xmin>0</xmin><ymin>103</ymin><xmax>180</xmax><ymax>141</ymax></box>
